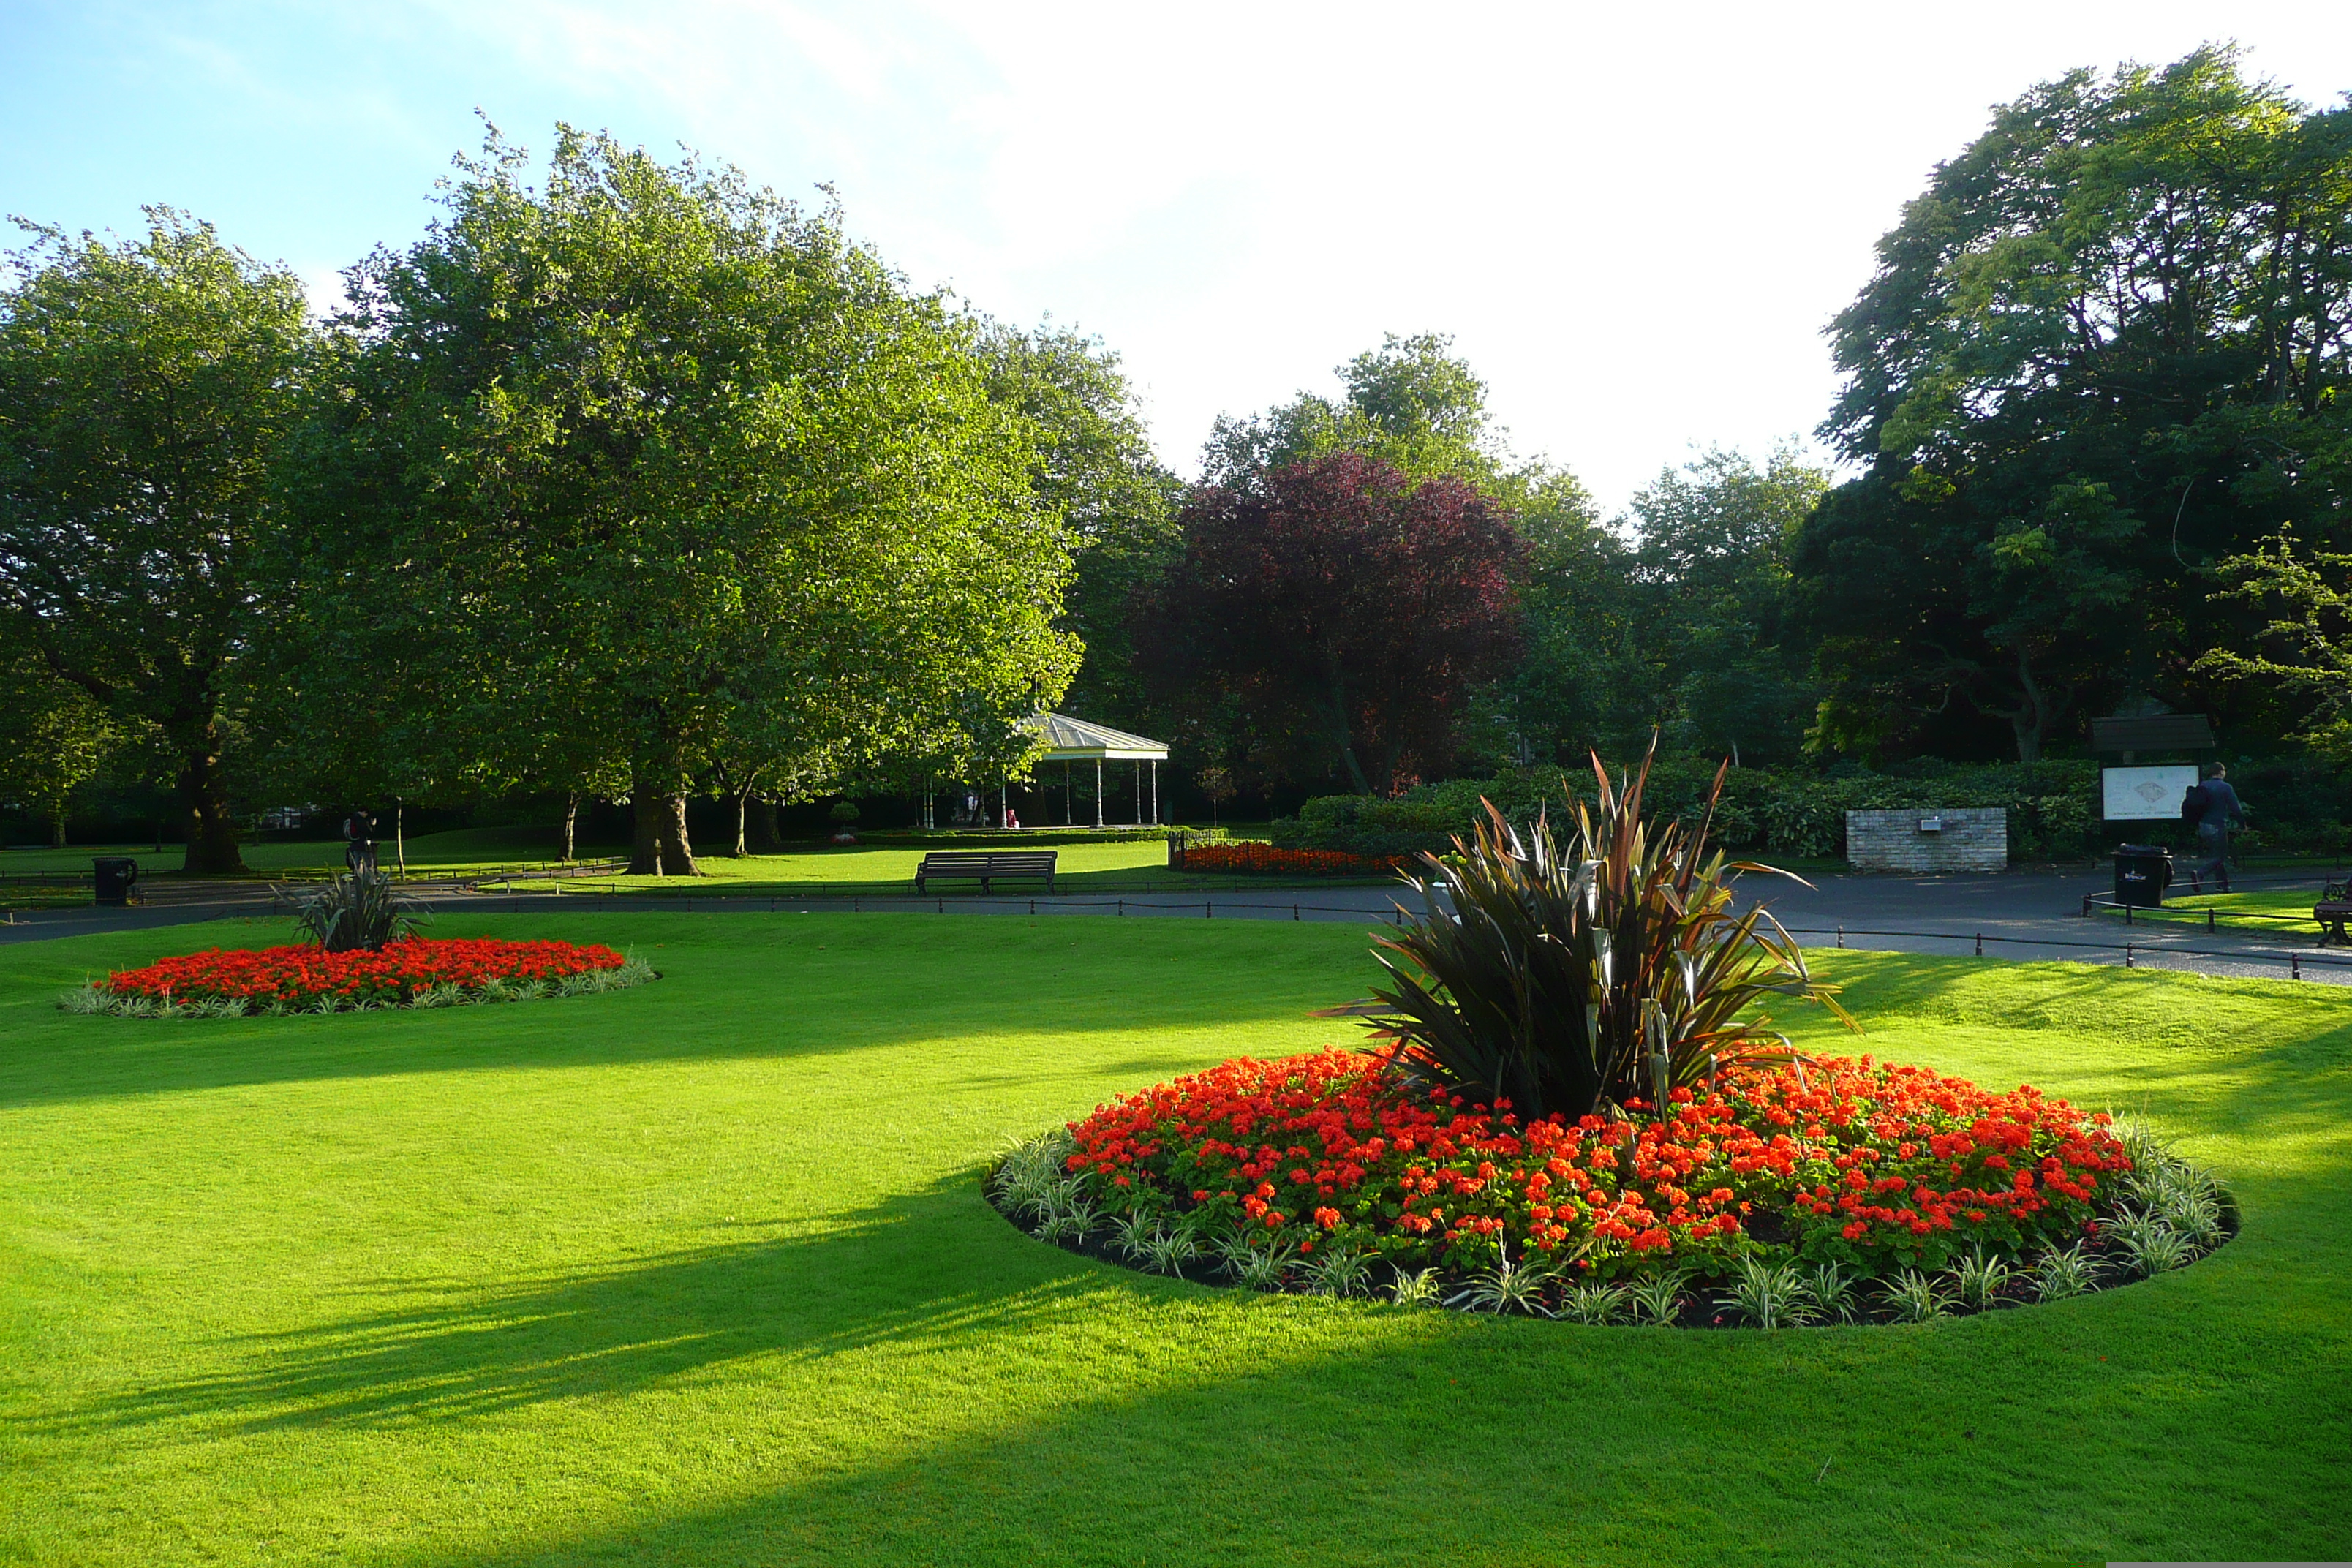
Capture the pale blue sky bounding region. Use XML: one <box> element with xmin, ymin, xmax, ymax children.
<box><xmin>4</xmin><ymin>1</ymin><xmax>2349</xmax><ymax>510</ymax></box>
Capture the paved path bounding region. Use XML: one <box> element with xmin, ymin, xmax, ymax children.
<box><xmin>7</xmin><ymin>869</ymin><xmax>2344</xmax><ymax>986</ymax></box>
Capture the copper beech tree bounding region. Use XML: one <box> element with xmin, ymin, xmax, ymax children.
<box><xmin>1150</xmin><ymin>453</ymin><xmax>1523</xmax><ymax>795</ymax></box>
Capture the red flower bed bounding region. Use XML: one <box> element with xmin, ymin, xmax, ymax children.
<box><xmin>1178</xmin><ymin>843</ymin><xmax>1403</xmax><ymax>877</ymax></box>
<box><xmin>1061</xmin><ymin>1049</ymin><xmax>2130</xmax><ymax>1277</ymax></box>
<box><xmin>103</xmin><ymin>937</ymin><xmax>628</xmax><ymax>1010</ymax></box>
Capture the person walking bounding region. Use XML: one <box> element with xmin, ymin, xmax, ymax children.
<box><xmin>2187</xmin><ymin>764</ymin><xmax>2247</xmax><ymax>893</ymax></box>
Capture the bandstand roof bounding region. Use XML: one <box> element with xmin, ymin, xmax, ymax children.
<box><xmin>1022</xmin><ymin>712</ymin><xmax>1169</xmax><ymax>762</ymax></box>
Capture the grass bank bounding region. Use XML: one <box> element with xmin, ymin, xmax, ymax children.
<box><xmin>1</xmin><ymin>914</ymin><xmax>2345</xmax><ymax>1564</ymax></box>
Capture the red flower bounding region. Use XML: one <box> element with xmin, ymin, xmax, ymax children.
<box><xmin>1055</xmin><ymin>1047</ymin><xmax>2126</xmax><ymax>1278</ymax></box>
<box><xmin>103</xmin><ymin>938</ymin><xmax>627</xmax><ymax>1011</ymax></box>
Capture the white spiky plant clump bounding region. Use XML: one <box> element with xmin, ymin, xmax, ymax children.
<box><xmin>1302</xmin><ymin>1245</ymin><xmax>1373</xmax><ymax>1298</ymax></box>
<box><xmin>1443</xmin><ymin>1240</ymin><xmax>1558</xmax><ymax>1317</ymax></box>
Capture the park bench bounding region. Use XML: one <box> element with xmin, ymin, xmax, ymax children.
<box><xmin>2317</xmin><ymin>878</ymin><xmax>2351</xmax><ymax>949</ymax></box>
<box><xmin>913</xmin><ymin>850</ymin><xmax>1058</xmax><ymax>896</ymax></box>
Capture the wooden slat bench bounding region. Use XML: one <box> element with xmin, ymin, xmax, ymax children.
<box><xmin>913</xmin><ymin>851</ymin><xmax>1057</xmax><ymax>895</ymax></box>
<box><xmin>2318</xmin><ymin>878</ymin><xmax>2351</xmax><ymax>949</ymax></box>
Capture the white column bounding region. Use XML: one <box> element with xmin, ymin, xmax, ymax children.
<box><xmin>1093</xmin><ymin>758</ymin><xmax>1103</xmax><ymax>828</ymax></box>
<box><xmin>1150</xmin><ymin>760</ymin><xmax>1158</xmax><ymax>825</ymax></box>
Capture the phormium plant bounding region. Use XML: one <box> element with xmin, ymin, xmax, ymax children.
<box><xmin>279</xmin><ymin>870</ymin><xmax>430</xmax><ymax>953</ymax></box>
<box><xmin>1319</xmin><ymin>742</ymin><xmax>1854</xmax><ymax>1120</ymax></box>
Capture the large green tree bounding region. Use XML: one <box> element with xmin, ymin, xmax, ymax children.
<box><xmin>0</xmin><ymin>646</ymin><xmax>112</xmax><ymax>848</ymax></box>
<box><xmin>0</xmin><ymin>211</ymin><xmax>314</xmax><ymax>872</ymax></box>
<box><xmin>1623</xmin><ymin>445</ymin><xmax>1826</xmax><ymax>766</ymax></box>
<box><xmin>980</xmin><ymin>323</ymin><xmax>1178</xmax><ymax>731</ymax></box>
<box><xmin>268</xmin><ymin>128</ymin><xmax>1077</xmax><ymax>873</ymax></box>
<box><xmin>1795</xmin><ymin>48</ymin><xmax>2352</xmax><ymax>761</ymax></box>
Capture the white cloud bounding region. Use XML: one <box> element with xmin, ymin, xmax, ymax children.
<box><xmin>11</xmin><ymin>0</ymin><xmax>2351</xmax><ymax>509</ymax></box>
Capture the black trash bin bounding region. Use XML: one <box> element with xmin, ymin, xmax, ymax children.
<box><xmin>92</xmin><ymin>856</ymin><xmax>140</xmax><ymax>908</ymax></box>
<box><xmin>2113</xmin><ymin>845</ymin><xmax>2172</xmax><ymax>908</ymax></box>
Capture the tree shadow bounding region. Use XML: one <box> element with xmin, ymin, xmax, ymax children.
<box><xmin>50</xmin><ymin>1176</ymin><xmax>1123</xmax><ymax>1436</ymax></box>
<box><xmin>363</xmin><ymin>1254</ymin><xmax>2345</xmax><ymax>1568</ymax></box>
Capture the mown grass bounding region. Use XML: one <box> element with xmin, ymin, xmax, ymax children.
<box><xmin>2090</xmin><ymin>883</ymin><xmax>2335</xmax><ymax>938</ymax></box>
<box><xmin>1</xmin><ymin>913</ymin><xmax>2345</xmax><ymax>1565</ymax></box>
<box><xmin>0</xmin><ymin>827</ymin><xmax>598</xmax><ymax>881</ymax></box>
<box><xmin>554</xmin><ymin>837</ymin><xmax>1201</xmax><ymax>895</ymax></box>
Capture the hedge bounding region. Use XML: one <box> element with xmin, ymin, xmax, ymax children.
<box><xmin>1270</xmin><ymin>753</ymin><xmax>2352</xmax><ymax>863</ymax></box>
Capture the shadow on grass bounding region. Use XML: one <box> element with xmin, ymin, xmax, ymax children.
<box><xmin>0</xmin><ymin>914</ymin><xmax>1373</xmax><ymax>1110</ymax></box>
<box><xmin>360</xmin><ymin>1248</ymin><xmax>2345</xmax><ymax>1567</ymax></box>
<box><xmin>57</xmin><ymin>1176</ymin><xmax>1120</xmax><ymax>1435</ymax></box>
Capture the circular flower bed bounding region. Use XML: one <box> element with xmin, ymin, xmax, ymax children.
<box><xmin>990</xmin><ymin>1049</ymin><xmax>2232</xmax><ymax>1325</ymax></box>
<box><xmin>1176</xmin><ymin>844</ymin><xmax>1403</xmax><ymax>877</ymax></box>
<box><xmin>59</xmin><ymin>937</ymin><xmax>655</xmax><ymax>1018</ymax></box>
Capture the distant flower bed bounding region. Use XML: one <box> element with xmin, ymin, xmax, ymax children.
<box><xmin>991</xmin><ymin>1049</ymin><xmax>2231</xmax><ymax>1325</ymax></box>
<box><xmin>1177</xmin><ymin>843</ymin><xmax>1403</xmax><ymax>877</ymax></box>
<box><xmin>61</xmin><ymin>937</ymin><xmax>654</xmax><ymax>1018</ymax></box>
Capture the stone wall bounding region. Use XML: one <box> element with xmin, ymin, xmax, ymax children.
<box><xmin>1844</xmin><ymin>808</ymin><xmax>2007</xmax><ymax>873</ymax></box>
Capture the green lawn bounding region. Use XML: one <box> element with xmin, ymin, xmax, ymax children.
<box><xmin>0</xmin><ymin>826</ymin><xmax>594</xmax><ymax>881</ymax></box>
<box><xmin>2092</xmin><ymin>883</ymin><xmax>2332</xmax><ymax>938</ymax></box>
<box><xmin>1</xmin><ymin>914</ymin><xmax>2345</xmax><ymax>1564</ymax></box>
<box><xmin>1</xmin><ymin>830</ymin><xmax>1344</xmax><ymax>897</ymax></box>
<box><xmin>551</xmin><ymin>837</ymin><xmax>1191</xmax><ymax>895</ymax></box>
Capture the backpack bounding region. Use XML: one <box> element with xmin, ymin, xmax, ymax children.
<box><xmin>2179</xmin><ymin>783</ymin><xmax>2208</xmax><ymax>825</ymax></box>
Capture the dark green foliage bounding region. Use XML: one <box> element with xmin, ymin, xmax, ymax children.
<box><xmin>1322</xmin><ymin>747</ymin><xmax>1851</xmax><ymax>1120</ymax></box>
<box><xmin>1277</xmin><ymin>756</ymin><xmax>2109</xmax><ymax>862</ymax></box>
<box><xmin>1801</xmin><ymin>48</ymin><xmax>2352</xmax><ymax>761</ymax></box>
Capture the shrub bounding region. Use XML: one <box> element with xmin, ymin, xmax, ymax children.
<box><xmin>1319</xmin><ymin>745</ymin><xmax>1852</xmax><ymax>1120</ymax></box>
<box><xmin>1271</xmin><ymin>750</ymin><xmax>2352</xmax><ymax>863</ymax></box>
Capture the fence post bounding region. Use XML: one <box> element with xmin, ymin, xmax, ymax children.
<box><xmin>1205</xmin><ymin>900</ymin><xmax>1212</xmax><ymax>919</ymax></box>
<box><xmin>2208</xmin><ymin>909</ymin><xmax>2216</xmax><ymax>932</ymax></box>
<box><xmin>1975</xmin><ymin>932</ymin><xmax>1982</xmax><ymax>956</ymax></box>
<box><xmin>938</xmin><ymin>897</ymin><xmax>943</xmax><ymax>913</ymax></box>
<box><xmin>1118</xmin><ymin>899</ymin><xmax>1124</xmax><ymax>917</ymax></box>
<box><xmin>853</xmin><ymin>896</ymin><xmax>859</xmax><ymax>913</ymax></box>
<box><xmin>1030</xmin><ymin>898</ymin><xmax>1036</xmax><ymax>916</ymax></box>
<box><xmin>2125</xmin><ymin>903</ymin><xmax>2133</xmax><ymax>926</ymax></box>
<box><xmin>1294</xmin><ymin>903</ymin><xmax>1300</xmax><ymax>922</ymax></box>
<box><xmin>1836</xmin><ymin>925</ymin><xmax>1844</xmax><ymax>949</ymax></box>
<box><xmin>2292</xmin><ymin>954</ymin><xmax>2302</xmax><ymax>981</ymax></box>
<box><xmin>2125</xmin><ymin>943</ymin><xmax>2134</xmax><ymax>969</ymax></box>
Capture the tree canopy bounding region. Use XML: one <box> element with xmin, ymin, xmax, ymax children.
<box><xmin>1797</xmin><ymin>47</ymin><xmax>2352</xmax><ymax>760</ymax></box>
<box><xmin>1147</xmin><ymin>452</ymin><xmax>1523</xmax><ymax>794</ymax></box>
<box><xmin>0</xmin><ymin>210</ymin><xmax>315</xmax><ymax>871</ymax></box>
<box><xmin>266</xmin><ymin>127</ymin><xmax>1077</xmax><ymax>871</ymax></box>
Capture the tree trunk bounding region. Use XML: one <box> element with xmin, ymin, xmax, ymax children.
<box><xmin>48</xmin><ymin>804</ymin><xmax>66</xmax><ymax>849</ymax></box>
<box><xmin>657</xmin><ymin>793</ymin><xmax>698</xmax><ymax>875</ymax></box>
<box><xmin>560</xmin><ymin>794</ymin><xmax>578</xmax><ymax>862</ymax></box>
<box><xmin>630</xmin><ymin>794</ymin><xmax>664</xmax><ymax>875</ymax></box>
<box><xmin>178</xmin><ymin>739</ymin><xmax>245</xmax><ymax>875</ymax></box>
<box><xmin>1324</xmin><ymin>663</ymin><xmax>1373</xmax><ymax>794</ymax></box>
<box><xmin>2010</xmin><ymin>647</ymin><xmax>2049</xmax><ymax>763</ymax></box>
<box><xmin>748</xmin><ymin>796</ymin><xmax>781</xmax><ymax>853</ymax></box>
<box><xmin>730</xmin><ymin>788</ymin><xmax>750</xmax><ymax>856</ymax></box>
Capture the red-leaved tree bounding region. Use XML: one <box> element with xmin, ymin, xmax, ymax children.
<box><xmin>1149</xmin><ymin>453</ymin><xmax>1523</xmax><ymax>794</ymax></box>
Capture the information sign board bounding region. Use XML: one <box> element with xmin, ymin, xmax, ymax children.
<box><xmin>2101</xmin><ymin>764</ymin><xmax>2199</xmax><ymax>823</ymax></box>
